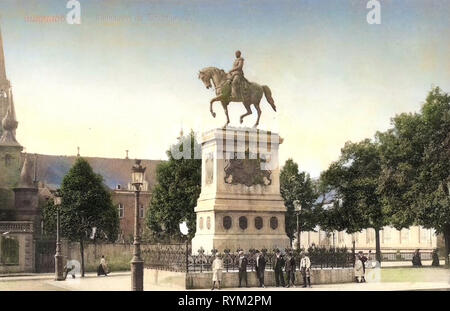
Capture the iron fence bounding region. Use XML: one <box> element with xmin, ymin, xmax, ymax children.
<box><xmin>142</xmin><ymin>245</ymin><xmax>354</xmax><ymax>272</ymax></box>
<box><xmin>367</xmin><ymin>251</ymin><xmax>433</xmax><ymax>261</ymax></box>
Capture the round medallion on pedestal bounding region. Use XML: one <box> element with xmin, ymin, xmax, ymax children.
<box><xmin>223</xmin><ymin>216</ymin><xmax>232</xmax><ymax>230</ymax></box>
<box><xmin>254</xmin><ymin>216</ymin><xmax>263</xmax><ymax>230</ymax></box>
<box><xmin>270</xmin><ymin>216</ymin><xmax>278</xmax><ymax>230</ymax></box>
<box><xmin>239</xmin><ymin>216</ymin><xmax>248</xmax><ymax>230</ymax></box>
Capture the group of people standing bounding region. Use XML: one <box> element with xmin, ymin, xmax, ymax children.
<box><xmin>273</xmin><ymin>250</ymin><xmax>311</xmax><ymax>288</ymax></box>
<box><xmin>211</xmin><ymin>250</ymin><xmax>312</xmax><ymax>290</ymax></box>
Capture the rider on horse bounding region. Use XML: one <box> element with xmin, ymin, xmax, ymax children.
<box><xmin>228</xmin><ymin>50</ymin><xmax>248</xmax><ymax>100</ymax></box>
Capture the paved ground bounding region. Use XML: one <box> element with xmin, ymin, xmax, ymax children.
<box><xmin>0</xmin><ymin>268</ymin><xmax>448</xmax><ymax>291</ymax></box>
<box><xmin>380</xmin><ymin>259</ymin><xmax>445</xmax><ymax>267</ymax></box>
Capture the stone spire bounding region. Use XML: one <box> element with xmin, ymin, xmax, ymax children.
<box><xmin>0</xmin><ymin>24</ymin><xmax>14</xmax><ymax>141</ymax></box>
<box><xmin>0</xmin><ymin>25</ymin><xmax>7</xmax><ymax>82</ymax></box>
<box><xmin>18</xmin><ymin>154</ymin><xmax>35</xmax><ymax>188</ymax></box>
<box><xmin>0</xmin><ymin>90</ymin><xmax>20</xmax><ymax>147</ymax></box>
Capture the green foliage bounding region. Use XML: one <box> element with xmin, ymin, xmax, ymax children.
<box><xmin>377</xmin><ymin>87</ymin><xmax>450</xmax><ymax>264</ymax></box>
<box><xmin>56</xmin><ymin>157</ymin><xmax>119</xmax><ymax>243</ymax></box>
<box><xmin>146</xmin><ymin>130</ymin><xmax>201</xmax><ymax>240</ymax></box>
<box><xmin>319</xmin><ymin>139</ymin><xmax>387</xmax><ymax>261</ymax></box>
<box><xmin>280</xmin><ymin>159</ymin><xmax>319</xmax><ymax>242</ymax></box>
<box><xmin>319</xmin><ymin>139</ymin><xmax>387</xmax><ymax>232</ymax></box>
<box><xmin>41</xmin><ymin>199</ymin><xmax>57</xmax><ymax>237</ymax></box>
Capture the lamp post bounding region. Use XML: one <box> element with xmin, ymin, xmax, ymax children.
<box><xmin>131</xmin><ymin>159</ymin><xmax>146</xmax><ymax>291</ymax></box>
<box><xmin>294</xmin><ymin>200</ymin><xmax>302</xmax><ymax>251</ymax></box>
<box><xmin>352</xmin><ymin>233</ymin><xmax>356</xmax><ymax>267</ymax></box>
<box><xmin>179</xmin><ymin>221</ymin><xmax>189</xmax><ymax>272</ymax></box>
<box><xmin>54</xmin><ymin>193</ymin><xmax>64</xmax><ymax>281</ymax></box>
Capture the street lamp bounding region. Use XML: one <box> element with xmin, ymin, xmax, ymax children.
<box><xmin>294</xmin><ymin>200</ymin><xmax>302</xmax><ymax>251</ymax></box>
<box><xmin>131</xmin><ymin>159</ymin><xmax>146</xmax><ymax>291</ymax></box>
<box><xmin>179</xmin><ymin>221</ymin><xmax>189</xmax><ymax>272</ymax></box>
<box><xmin>54</xmin><ymin>193</ymin><xmax>64</xmax><ymax>281</ymax></box>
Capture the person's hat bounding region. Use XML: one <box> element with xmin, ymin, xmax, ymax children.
<box><xmin>255</xmin><ymin>250</ymin><xmax>260</xmax><ymax>253</ymax></box>
<box><xmin>239</xmin><ymin>250</ymin><xmax>243</xmax><ymax>254</ymax></box>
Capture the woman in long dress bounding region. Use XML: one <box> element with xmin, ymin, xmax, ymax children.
<box><xmin>97</xmin><ymin>255</ymin><xmax>109</xmax><ymax>276</ymax></box>
<box><xmin>354</xmin><ymin>255</ymin><xmax>364</xmax><ymax>283</ymax></box>
<box><xmin>211</xmin><ymin>253</ymin><xmax>224</xmax><ymax>290</ymax></box>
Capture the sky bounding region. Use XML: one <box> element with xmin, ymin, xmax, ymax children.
<box><xmin>0</xmin><ymin>0</ymin><xmax>449</xmax><ymax>178</ymax></box>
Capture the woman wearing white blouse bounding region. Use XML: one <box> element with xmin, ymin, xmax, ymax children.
<box><xmin>211</xmin><ymin>253</ymin><xmax>224</xmax><ymax>290</ymax></box>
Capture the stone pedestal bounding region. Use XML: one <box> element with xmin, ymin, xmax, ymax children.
<box><xmin>191</xmin><ymin>127</ymin><xmax>290</xmax><ymax>254</ymax></box>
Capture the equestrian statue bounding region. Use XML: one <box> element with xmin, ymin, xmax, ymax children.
<box><xmin>198</xmin><ymin>50</ymin><xmax>276</xmax><ymax>128</ymax></box>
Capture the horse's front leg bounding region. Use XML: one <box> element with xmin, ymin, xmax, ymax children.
<box><xmin>210</xmin><ymin>95</ymin><xmax>223</xmax><ymax>118</ymax></box>
<box><xmin>253</xmin><ymin>104</ymin><xmax>262</xmax><ymax>128</ymax></box>
<box><xmin>240</xmin><ymin>103</ymin><xmax>252</xmax><ymax>124</ymax></box>
<box><xmin>222</xmin><ymin>101</ymin><xmax>230</xmax><ymax>128</ymax></box>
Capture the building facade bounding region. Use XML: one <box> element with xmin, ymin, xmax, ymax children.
<box><xmin>298</xmin><ymin>226</ymin><xmax>437</xmax><ymax>258</ymax></box>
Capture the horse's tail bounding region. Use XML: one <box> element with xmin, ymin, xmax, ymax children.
<box><xmin>262</xmin><ymin>85</ymin><xmax>276</xmax><ymax>112</ymax></box>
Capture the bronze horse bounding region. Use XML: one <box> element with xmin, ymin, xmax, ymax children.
<box><xmin>198</xmin><ymin>67</ymin><xmax>276</xmax><ymax>128</ymax></box>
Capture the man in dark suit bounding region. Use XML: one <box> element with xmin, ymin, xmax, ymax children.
<box><xmin>273</xmin><ymin>250</ymin><xmax>285</xmax><ymax>287</ymax></box>
<box><xmin>238</xmin><ymin>250</ymin><xmax>248</xmax><ymax>287</ymax></box>
<box><xmin>284</xmin><ymin>252</ymin><xmax>296</xmax><ymax>287</ymax></box>
<box><xmin>255</xmin><ymin>250</ymin><xmax>266</xmax><ymax>287</ymax></box>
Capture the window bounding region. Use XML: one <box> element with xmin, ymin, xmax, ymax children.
<box><xmin>419</xmin><ymin>227</ymin><xmax>430</xmax><ymax>244</ymax></box>
<box><xmin>118</xmin><ymin>203</ymin><xmax>124</xmax><ymax>218</ymax></box>
<box><xmin>401</xmin><ymin>229</ymin><xmax>409</xmax><ymax>243</ymax></box>
<box><xmin>366</xmin><ymin>228</ymin><xmax>375</xmax><ymax>244</ymax></box>
<box><xmin>319</xmin><ymin>230</ymin><xmax>328</xmax><ymax>244</ymax></box>
<box><xmin>338</xmin><ymin>231</ymin><xmax>344</xmax><ymax>244</ymax></box>
<box><xmin>4</xmin><ymin>154</ymin><xmax>11</xmax><ymax>167</ymax></box>
<box><xmin>383</xmin><ymin>227</ymin><xmax>392</xmax><ymax>243</ymax></box>
<box><xmin>139</xmin><ymin>204</ymin><xmax>144</xmax><ymax>218</ymax></box>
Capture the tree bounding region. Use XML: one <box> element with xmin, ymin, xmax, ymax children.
<box><xmin>378</xmin><ymin>87</ymin><xmax>450</xmax><ymax>266</ymax></box>
<box><xmin>146</xmin><ymin>130</ymin><xmax>201</xmax><ymax>241</ymax></box>
<box><xmin>280</xmin><ymin>159</ymin><xmax>318</xmax><ymax>246</ymax></box>
<box><xmin>319</xmin><ymin>139</ymin><xmax>387</xmax><ymax>262</ymax></box>
<box><xmin>43</xmin><ymin>157</ymin><xmax>119</xmax><ymax>277</ymax></box>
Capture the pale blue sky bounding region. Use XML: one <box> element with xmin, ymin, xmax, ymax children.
<box><xmin>0</xmin><ymin>0</ymin><xmax>449</xmax><ymax>177</ymax></box>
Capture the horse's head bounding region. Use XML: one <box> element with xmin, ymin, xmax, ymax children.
<box><xmin>198</xmin><ymin>69</ymin><xmax>212</xmax><ymax>89</ymax></box>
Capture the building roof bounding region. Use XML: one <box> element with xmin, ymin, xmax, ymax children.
<box><xmin>34</xmin><ymin>154</ymin><xmax>162</xmax><ymax>191</ymax></box>
<box><xmin>314</xmin><ymin>189</ymin><xmax>337</xmax><ymax>206</ymax></box>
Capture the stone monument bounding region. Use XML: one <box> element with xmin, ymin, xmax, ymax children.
<box><xmin>193</xmin><ymin>52</ymin><xmax>290</xmax><ymax>253</ymax></box>
<box><xmin>191</xmin><ymin>127</ymin><xmax>290</xmax><ymax>253</ymax></box>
